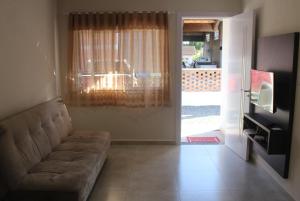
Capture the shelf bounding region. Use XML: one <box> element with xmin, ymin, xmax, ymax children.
<box><xmin>244</xmin><ymin>133</ymin><xmax>268</xmax><ymax>151</ymax></box>
<box><xmin>244</xmin><ymin>113</ymin><xmax>283</xmax><ymax>133</ymax></box>
<box><xmin>244</xmin><ymin>113</ymin><xmax>286</xmax><ymax>155</ymax></box>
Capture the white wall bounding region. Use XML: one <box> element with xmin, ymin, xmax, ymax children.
<box><xmin>57</xmin><ymin>0</ymin><xmax>242</xmax><ymax>142</ymax></box>
<box><xmin>0</xmin><ymin>0</ymin><xmax>59</xmax><ymax>120</ymax></box>
<box><xmin>0</xmin><ymin>0</ymin><xmax>59</xmax><ymax>197</ymax></box>
<box><xmin>243</xmin><ymin>0</ymin><xmax>300</xmax><ymax>200</ymax></box>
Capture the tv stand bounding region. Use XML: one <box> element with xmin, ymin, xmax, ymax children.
<box><xmin>248</xmin><ymin>32</ymin><xmax>299</xmax><ymax>178</ymax></box>
<box><xmin>243</xmin><ymin>113</ymin><xmax>285</xmax><ymax>154</ymax></box>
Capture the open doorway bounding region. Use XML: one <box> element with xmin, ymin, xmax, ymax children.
<box><xmin>181</xmin><ymin>18</ymin><xmax>224</xmax><ymax>144</ymax></box>
<box><xmin>177</xmin><ymin>11</ymin><xmax>255</xmax><ymax>159</ymax></box>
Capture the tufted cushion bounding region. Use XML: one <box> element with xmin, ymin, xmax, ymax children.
<box><xmin>0</xmin><ymin>127</ymin><xmax>32</xmax><ymax>189</ymax></box>
<box><xmin>34</xmin><ymin>99</ymin><xmax>72</xmax><ymax>146</ymax></box>
<box><xmin>54</xmin><ymin>142</ymin><xmax>106</xmax><ymax>153</ymax></box>
<box><xmin>13</xmin><ymin>149</ymin><xmax>108</xmax><ymax>201</ymax></box>
<box><xmin>46</xmin><ymin>151</ymin><xmax>98</xmax><ymax>162</ymax></box>
<box><xmin>0</xmin><ymin>98</ymin><xmax>110</xmax><ymax>201</ymax></box>
<box><xmin>63</xmin><ymin>130</ymin><xmax>110</xmax><ymax>144</ymax></box>
<box><xmin>15</xmin><ymin>146</ymin><xmax>109</xmax><ymax>201</ymax></box>
<box><xmin>0</xmin><ymin>98</ymin><xmax>72</xmax><ymax>190</ymax></box>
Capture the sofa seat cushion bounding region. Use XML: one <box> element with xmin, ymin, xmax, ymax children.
<box><xmin>0</xmin><ymin>98</ymin><xmax>111</xmax><ymax>201</ymax></box>
<box><xmin>15</xmin><ymin>149</ymin><xmax>103</xmax><ymax>196</ymax></box>
<box><xmin>17</xmin><ymin>171</ymin><xmax>86</xmax><ymax>192</ymax></box>
<box><xmin>28</xmin><ymin>149</ymin><xmax>98</xmax><ymax>178</ymax></box>
<box><xmin>54</xmin><ymin>142</ymin><xmax>106</xmax><ymax>153</ymax></box>
<box><xmin>64</xmin><ymin>130</ymin><xmax>110</xmax><ymax>144</ymax></box>
<box><xmin>18</xmin><ymin>157</ymin><xmax>95</xmax><ymax>193</ymax></box>
<box><xmin>47</xmin><ymin>151</ymin><xmax>98</xmax><ymax>163</ymax></box>
<box><xmin>13</xmin><ymin>131</ymin><xmax>111</xmax><ymax>201</ymax></box>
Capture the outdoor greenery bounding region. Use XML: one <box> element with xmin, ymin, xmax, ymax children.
<box><xmin>187</xmin><ymin>41</ymin><xmax>204</xmax><ymax>50</ymax></box>
<box><xmin>183</xmin><ymin>41</ymin><xmax>204</xmax><ymax>61</ymax></box>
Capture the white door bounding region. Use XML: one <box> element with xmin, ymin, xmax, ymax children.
<box><xmin>221</xmin><ymin>11</ymin><xmax>255</xmax><ymax>160</ymax></box>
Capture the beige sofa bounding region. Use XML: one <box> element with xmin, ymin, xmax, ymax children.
<box><xmin>0</xmin><ymin>99</ymin><xmax>110</xmax><ymax>201</ymax></box>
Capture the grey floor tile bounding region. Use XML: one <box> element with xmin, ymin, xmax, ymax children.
<box><xmin>89</xmin><ymin>189</ymin><xmax>127</xmax><ymax>201</ymax></box>
<box><xmin>95</xmin><ymin>169</ymin><xmax>132</xmax><ymax>190</ymax></box>
<box><xmin>180</xmin><ymin>190</ymin><xmax>237</xmax><ymax>201</ymax></box>
<box><xmin>125</xmin><ymin>190</ymin><xmax>180</xmax><ymax>201</ymax></box>
<box><xmin>231</xmin><ymin>188</ymin><xmax>295</xmax><ymax>201</ymax></box>
<box><xmin>88</xmin><ymin>145</ymin><xmax>294</xmax><ymax>201</ymax></box>
<box><xmin>129</xmin><ymin>171</ymin><xmax>178</xmax><ymax>192</ymax></box>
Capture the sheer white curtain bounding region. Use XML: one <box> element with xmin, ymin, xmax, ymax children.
<box><xmin>66</xmin><ymin>12</ymin><xmax>170</xmax><ymax>107</ymax></box>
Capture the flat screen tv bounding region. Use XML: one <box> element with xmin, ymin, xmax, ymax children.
<box><xmin>250</xmin><ymin>69</ymin><xmax>275</xmax><ymax>113</ymax></box>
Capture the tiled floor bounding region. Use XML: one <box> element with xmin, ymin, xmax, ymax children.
<box><xmin>88</xmin><ymin>145</ymin><xmax>294</xmax><ymax>201</ymax></box>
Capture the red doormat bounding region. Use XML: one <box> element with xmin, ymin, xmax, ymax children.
<box><xmin>186</xmin><ymin>136</ymin><xmax>220</xmax><ymax>144</ymax></box>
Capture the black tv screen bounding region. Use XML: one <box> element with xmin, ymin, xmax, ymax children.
<box><xmin>250</xmin><ymin>69</ymin><xmax>275</xmax><ymax>113</ymax></box>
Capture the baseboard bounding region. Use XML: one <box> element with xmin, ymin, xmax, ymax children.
<box><xmin>111</xmin><ymin>139</ymin><xmax>177</xmax><ymax>145</ymax></box>
<box><xmin>251</xmin><ymin>153</ymin><xmax>296</xmax><ymax>200</ymax></box>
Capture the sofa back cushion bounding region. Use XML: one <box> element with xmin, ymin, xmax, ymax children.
<box><xmin>0</xmin><ymin>98</ymin><xmax>72</xmax><ymax>190</ymax></box>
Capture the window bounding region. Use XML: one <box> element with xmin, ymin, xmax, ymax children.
<box><xmin>66</xmin><ymin>12</ymin><xmax>170</xmax><ymax>107</ymax></box>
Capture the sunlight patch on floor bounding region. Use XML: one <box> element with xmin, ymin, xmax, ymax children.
<box><xmin>181</xmin><ymin>92</ymin><xmax>222</xmax><ymax>143</ymax></box>
<box><xmin>181</xmin><ymin>115</ymin><xmax>221</xmax><ymax>137</ymax></box>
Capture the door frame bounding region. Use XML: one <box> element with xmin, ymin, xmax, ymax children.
<box><xmin>175</xmin><ymin>11</ymin><xmax>241</xmax><ymax>144</ymax></box>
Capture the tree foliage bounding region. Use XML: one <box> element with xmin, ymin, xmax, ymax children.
<box><xmin>183</xmin><ymin>41</ymin><xmax>204</xmax><ymax>51</ymax></box>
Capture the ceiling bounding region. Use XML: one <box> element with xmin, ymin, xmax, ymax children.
<box><xmin>183</xmin><ymin>19</ymin><xmax>221</xmax><ymax>33</ymax></box>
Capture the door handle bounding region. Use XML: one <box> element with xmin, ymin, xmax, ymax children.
<box><xmin>241</xmin><ymin>89</ymin><xmax>251</xmax><ymax>97</ymax></box>
<box><xmin>241</xmin><ymin>89</ymin><xmax>251</xmax><ymax>93</ymax></box>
